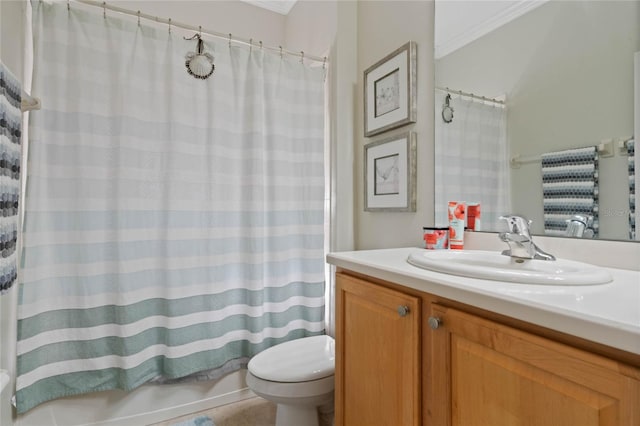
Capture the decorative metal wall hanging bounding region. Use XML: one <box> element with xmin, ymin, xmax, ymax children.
<box><xmin>184</xmin><ymin>34</ymin><xmax>215</xmax><ymax>80</ymax></box>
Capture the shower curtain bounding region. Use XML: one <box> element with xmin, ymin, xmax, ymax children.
<box><xmin>434</xmin><ymin>92</ymin><xmax>511</xmax><ymax>229</ymax></box>
<box><xmin>16</xmin><ymin>2</ymin><xmax>325</xmax><ymax>413</ymax></box>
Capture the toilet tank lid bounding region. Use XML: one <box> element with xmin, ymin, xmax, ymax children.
<box><xmin>247</xmin><ymin>335</ymin><xmax>335</xmax><ymax>383</ymax></box>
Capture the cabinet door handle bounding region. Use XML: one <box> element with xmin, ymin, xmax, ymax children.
<box><xmin>428</xmin><ymin>316</ymin><xmax>442</xmax><ymax>329</ymax></box>
<box><xmin>397</xmin><ymin>305</ymin><xmax>410</xmax><ymax>317</ymax></box>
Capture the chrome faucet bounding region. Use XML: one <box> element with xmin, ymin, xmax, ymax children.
<box><xmin>499</xmin><ymin>215</ymin><xmax>556</xmax><ymax>261</ymax></box>
<box><xmin>565</xmin><ymin>214</ymin><xmax>594</xmax><ymax>238</ymax></box>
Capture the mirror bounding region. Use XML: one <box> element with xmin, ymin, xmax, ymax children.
<box><xmin>434</xmin><ymin>0</ymin><xmax>639</xmax><ymax>241</ymax></box>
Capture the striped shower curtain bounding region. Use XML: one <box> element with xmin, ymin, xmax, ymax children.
<box><xmin>16</xmin><ymin>2</ymin><xmax>325</xmax><ymax>413</ymax></box>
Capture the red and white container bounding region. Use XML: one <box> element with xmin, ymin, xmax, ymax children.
<box><xmin>423</xmin><ymin>227</ymin><xmax>449</xmax><ymax>250</ymax></box>
<box><xmin>448</xmin><ymin>201</ymin><xmax>466</xmax><ymax>250</ymax></box>
<box><xmin>467</xmin><ymin>203</ymin><xmax>481</xmax><ymax>231</ymax></box>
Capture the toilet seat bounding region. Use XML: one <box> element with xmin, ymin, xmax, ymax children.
<box><xmin>248</xmin><ymin>335</ymin><xmax>335</xmax><ymax>383</ymax></box>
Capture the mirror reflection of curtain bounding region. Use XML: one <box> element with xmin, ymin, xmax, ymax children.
<box><xmin>434</xmin><ymin>92</ymin><xmax>510</xmax><ymax>229</ymax></box>
<box><xmin>634</xmin><ymin>52</ymin><xmax>639</xmax><ymax>240</ymax></box>
<box><xmin>630</xmin><ymin>140</ymin><xmax>636</xmax><ymax>240</ymax></box>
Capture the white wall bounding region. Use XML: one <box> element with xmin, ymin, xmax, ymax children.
<box><xmin>0</xmin><ymin>0</ymin><xmax>25</xmax><ymax>77</ymax></box>
<box><xmin>435</xmin><ymin>1</ymin><xmax>639</xmax><ymax>239</ymax></box>
<box><xmin>285</xmin><ymin>0</ymin><xmax>336</xmax><ymax>58</ymax></box>
<box><xmin>329</xmin><ymin>0</ymin><xmax>358</xmax><ymax>254</ymax></box>
<box><xmin>116</xmin><ymin>0</ymin><xmax>286</xmax><ymax>47</ymax></box>
<box><xmin>355</xmin><ymin>0</ymin><xmax>435</xmax><ymax>249</ymax></box>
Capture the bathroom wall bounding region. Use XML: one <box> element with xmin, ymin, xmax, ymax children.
<box><xmin>116</xmin><ymin>0</ymin><xmax>286</xmax><ymax>46</ymax></box>
<box><xmin>326</xmin><ymin>0</ymin><xmax>358</xmax><ymax>254</ymax></box>
<box><xmin>1</xmin><ymin>1</ymin><xmax>25</xmax><ymax>77</ymax></box>
<box><xmin>355</xmin><ymin>0</ymin><xmax>435</xmax><ymax>250</ymax></box>
<box><xmin>1</xmin><ymin>1</ymin><xmax>338</xmax><ymax>425</ymax></box>
<box><xmin>285</xmin><ymin>0</ymin><xmax>336</xmax><ymax>58</ymax></box>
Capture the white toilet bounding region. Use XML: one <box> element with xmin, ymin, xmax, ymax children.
<box><xmin>246</xmin><ymin>335</ymin><xmax>335</xmax><ymax>426</ymax></box>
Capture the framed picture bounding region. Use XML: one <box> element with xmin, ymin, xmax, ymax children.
<box><xmin>364</xmin><ymin>132</ymin><xmax>417</xmax><ymax>212</ymax></box>
<box><xmin>364</xmin><ymin>41</ymin><xmax>417</xmax><ymax>137</ymax></box>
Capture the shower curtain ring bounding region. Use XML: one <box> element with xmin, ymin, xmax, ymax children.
<box><xmin>249</xmin><ymin>38</ymin><xmax>253</xmax><ymax>53</ymax></box>
<box><xmin>102</xmin><ymin>1</ymin><xmax>106</xmax><ymax>19</ymax></box>
<box><xmin>228</xmin><ymin>33</ymin><xmax>232</xmax><ymax>48</ymax></box>
<box><xmin>168</xmin><ymin>18</ymin><xmax>171</xmax><ymax>33</ymax></box>
<box><xmin>259</xmin><ymin>41</ymin><xmax>263</xmax><ymax>50</ymax></box>
<box><xmin>137</xmin><ymin>10</ymin><xmax>140</xmax><ymax>26</ymax></box>
<box><xmin>300</xmin><ymin>51</ymin><xmax>304</xmax><ymax>64</ymax></box>
<box><xmin>279</xmin><ymin>46</ymin><xmax>283</xmax><ymax>59</ymax></box>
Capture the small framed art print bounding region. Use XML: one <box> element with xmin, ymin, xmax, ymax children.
<box><xmin>364</xmin><ymin>41</ymin><xmax>417</xmax><ymax>137</ymax></box>
<box><xmin>364</xmin><ymin>132</ymin><xmax>417</xmax><ymax>212</ymax></box>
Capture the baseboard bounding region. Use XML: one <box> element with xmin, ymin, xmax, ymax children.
<box><xmin>87</xmin><ymin>388</ymin><xmax>256</xmax><ymax>426</ymax></box>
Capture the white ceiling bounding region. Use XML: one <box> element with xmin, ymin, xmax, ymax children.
<box><xmin>241</xmin><ymin>0</ymin><xmax>547</xmax><ymax>51</ymax></box>
<box><xmin>240</xmin><ymin>0</ymin><xmax>298</xmax><ymax>15</ymax></box>
<box><xmin>435</xmin><ymin>0</ymin><xmax>549</xmax><ymax>58</ymax></box>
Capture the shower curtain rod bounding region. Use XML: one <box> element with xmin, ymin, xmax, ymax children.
<box><xmin>436</xmin><ymin>86</ymin><xmax>505</xmax><ymax>106</ymax></box>
<box><xmin>71</xmin><ymin>0</ymin><xmax>328</xmax><ymax>65</ymax></box>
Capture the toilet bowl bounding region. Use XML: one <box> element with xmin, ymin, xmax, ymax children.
<box><xmin>246</xmin><ymin>335</ymin><xmax>335</xmax><ymax>426</ymax></box>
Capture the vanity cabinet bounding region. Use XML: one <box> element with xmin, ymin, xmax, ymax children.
<box><xmin>428</xmin><ymin>303</ymin><xmax>640</xmax><ymax>426</ymax></box>
<box><xmin>334</xmin><ymin>269</ymin><xmax>640</xmax><ymax>426</ymax></box>
<box><xmin>335</xmin><ymin>272</ymin><xmax>421</xmax><ymax>426</ymax></box>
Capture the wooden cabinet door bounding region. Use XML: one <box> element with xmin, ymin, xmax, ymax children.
<box><xmin>429</xmin><ymin>303</ymin><xmax>640</xmax><ymax>426</ymax></box>
<box><xmin>335</xmin><ymin>273</ymin><xmax>421</xmax><ymax>426</ymax></box>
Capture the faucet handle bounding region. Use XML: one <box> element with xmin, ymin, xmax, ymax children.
<box><xmin>499</xmin><ymin>232</ymin><xmax>529</xmax><ymax>243</ymax></box>
<box><xmin>499</xmin><ymin>215</ymin><xmax>532</xmax><ymax>235</ymax></box>
<box><xmin>566</xmin><ymin>214</ymin><xmax>593</xmax><ymax>227</ymax></box>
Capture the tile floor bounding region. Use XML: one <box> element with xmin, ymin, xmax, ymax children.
<box><xmin>154</xmin><ymin>396</ymin><xmax>334</xmax><ymax>426</ymax></box>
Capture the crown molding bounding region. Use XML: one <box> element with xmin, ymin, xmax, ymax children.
<box><xmin>435</xmin><ymin>0</ymin><xmax>549</xmax><ymax>59</ymax></box>
<box><xmin>240</xmin><ymin>0</ymin><xmax>298</xmax><ymax>15</ymax></box>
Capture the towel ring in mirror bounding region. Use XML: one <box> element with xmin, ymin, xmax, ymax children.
<box><xmin>442</xmin><ymin>93</ymin><xmax>454</xmax><ymax>123</ymax></box>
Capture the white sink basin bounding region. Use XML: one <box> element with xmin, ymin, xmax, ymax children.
<box><xmin>406</xmin><ymin>250</ymin><xmax>613</xmax><ymax>285</ymax></box>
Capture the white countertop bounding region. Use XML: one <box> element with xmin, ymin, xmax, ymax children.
<box><xmin>327</xmin><ymin>247</ymin><xmax>640</xmax><ymax>355</ymax></box>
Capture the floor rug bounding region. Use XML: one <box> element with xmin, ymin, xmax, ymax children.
<box><xmin>170</xmin><ymin>415</ymin><xmax>215</xmax><ymax>426</ymax></box>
